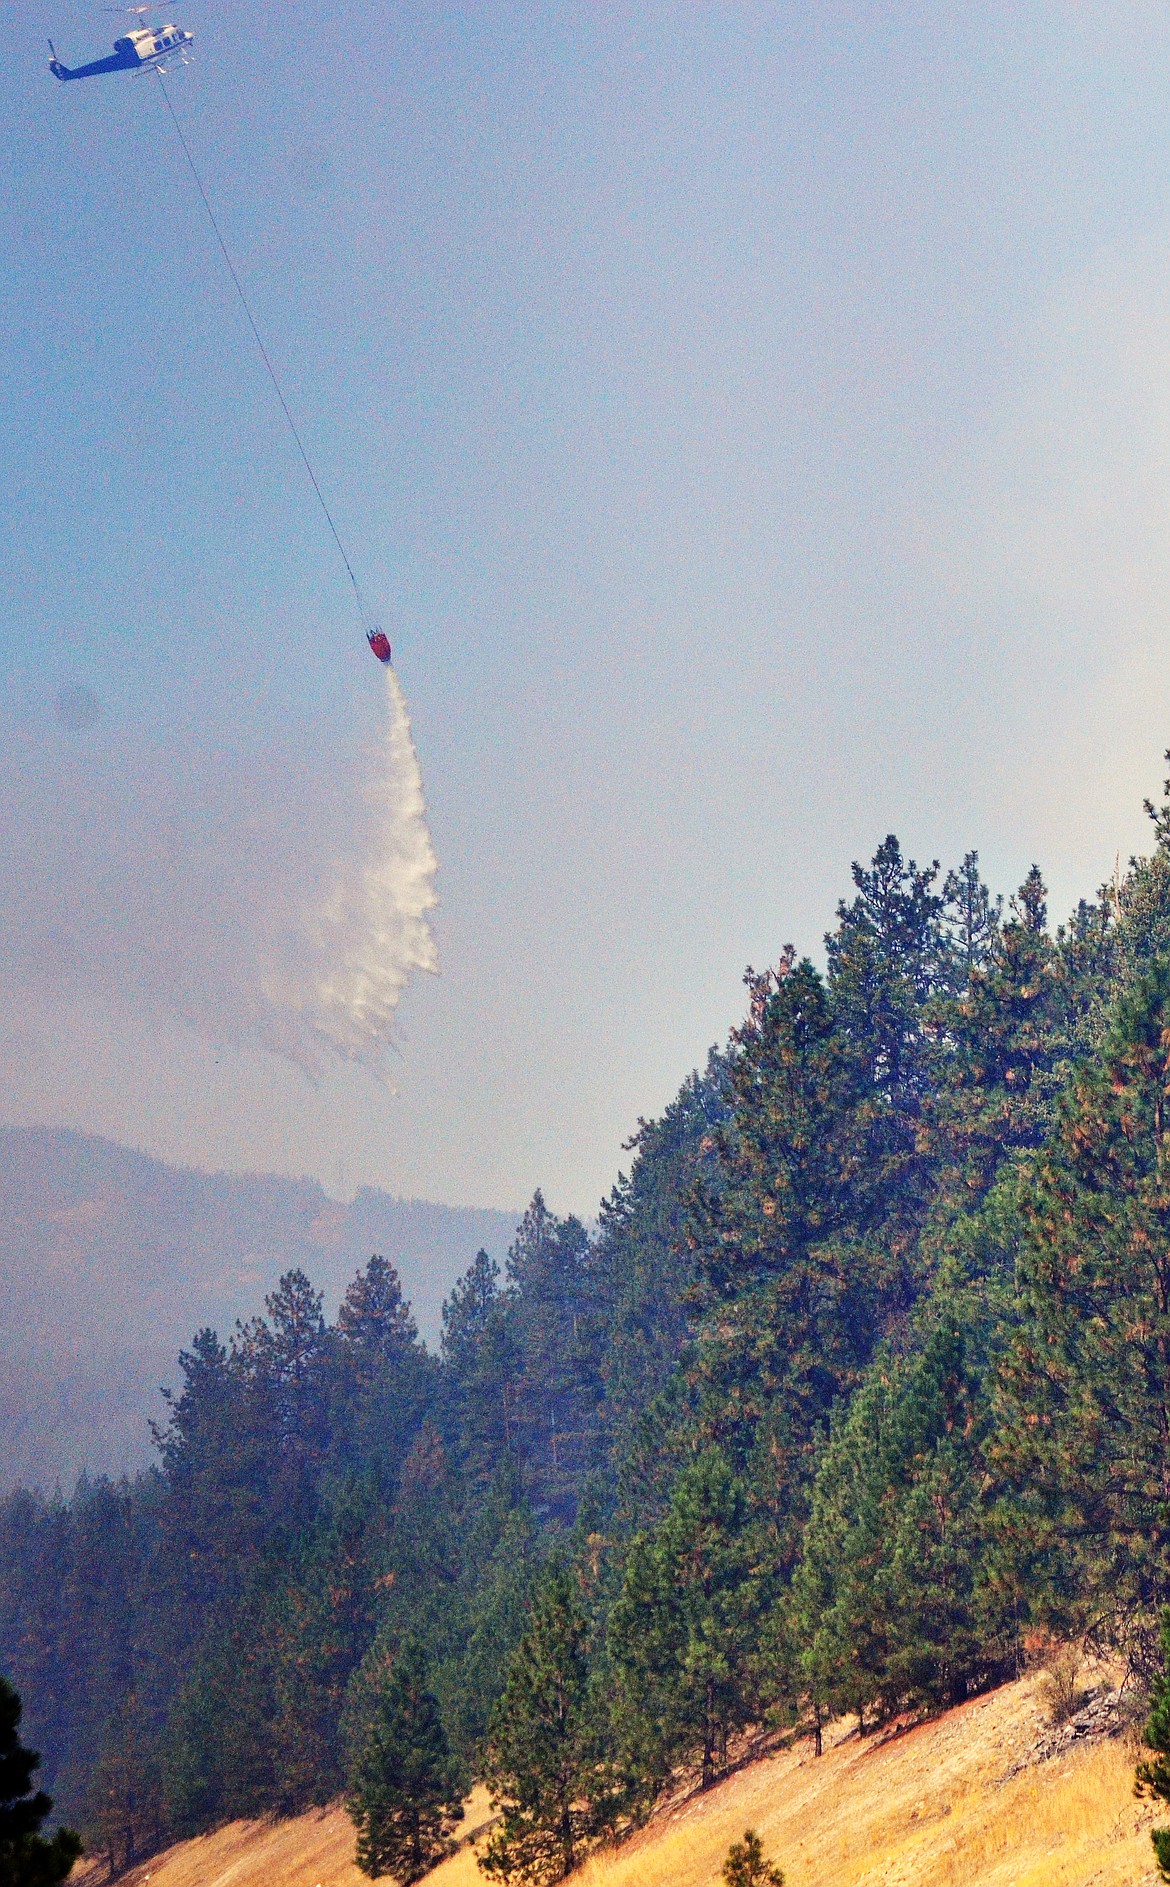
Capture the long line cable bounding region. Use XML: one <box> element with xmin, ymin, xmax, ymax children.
<box><xmin>157</xmin><ymin>72</ymin><xmax>367</xmax><ymax>625</ymax></box>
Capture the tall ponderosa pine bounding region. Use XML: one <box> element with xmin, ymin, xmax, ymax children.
<box><xmin>441</xmin><ymin>1252</ymin><xmax>518</xmax><ymax>1498</ymax></box>
<box><xmin>608</xmin><ymin>1447</ymin><xmax>763</xmax><ymax>1793</ymax></box>
<box><xmin>504</xmin><ymin>1198</ymin><xmax>606</xmax><ymax>1527</ymax></box>
<box><xmin>442</xmin><ymin>1251</ymin><xmax>501</xmax><ymax>1367</ymax></box>
<box><xmin>346</xmin><ymin>1639</ymin><xmax>464</xmax><ymax>1884</ymax></box>
<box><xmin>824</xmin><ymin>834</ymin><xmax>946</xmax><ymax>1247</ymax></box>
<box><xmin>939</xmin><ymin>851</ymin><xmax>1002</xmax><ymax>987</ymax></box>
<box><xmin>0</xmin><ymin>1675</ymin><xmax>81</xmax><ymax>1887</ymax></box>
<box><xmin>928</xmin><ymin>869</ymin><xmax>1068</xmax><ymax>1204</ymax></box>
<box><xmin>481</xmin><ymin>1566</ymin><xmax>616</xmax><ymax>1886</ymax></box>
<box><xmin>687</xmin><ymin>953</ymin><xmax>863</xmax><ymax>1558</ymax></box>
<box><xmin>85</xmin><ymin>1692</ymin><xmax>165</xmax><ymax>1879</ymax></box>
<box><xmin>687</xmin><ymin>840</ymin><xmax>960</xmax><ymax>1568</ymax></box>
<box><xmin>994</xmin><ymin>955</ymin><xmax>1170</xmax><ymax>1652</ymax></box>
<box><xmin>789</xmin><ymin>1312</ymin><xmax>1008</xmax><ymax>1731</ymax></box>
<box><xmin>331</xmin><ymin>1257</ymin><xmax>433</xmax><ymax>1481</ymax></box>
<box><xmin>232</xmin><ymin>1269</ymin><xmax>331</xmax><ymax>1523</ymax></box>
<box><xmin>593</xmin><ymin>1060</ymin><xmax>726</xmax><ymax>1499</ymax></box>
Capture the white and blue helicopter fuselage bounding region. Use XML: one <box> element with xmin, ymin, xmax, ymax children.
<box><xmin>49</xmin><ymin>23</ymin><xmax>193</xmax><ymax>81</ymax></box>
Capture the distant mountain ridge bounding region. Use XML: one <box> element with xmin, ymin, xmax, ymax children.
<box><xmin>0</xmin><ymin>1125</ymin><xmax>519</xmax><ymax>1493</ymax></box>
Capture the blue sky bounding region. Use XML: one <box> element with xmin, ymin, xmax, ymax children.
<box><xmin>4</xmin><ymin>2</ymin><xmax>1170</xmax><ymax>1216</ymax></box>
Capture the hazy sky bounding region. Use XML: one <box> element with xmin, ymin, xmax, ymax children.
<box><xmin>5</xmin><ymin>1</ymin><xmax>1170</xmax><ymax>1216</ymax></box>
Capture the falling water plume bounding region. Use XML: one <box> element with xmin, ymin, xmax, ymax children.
<box><xmin>298</xmin><ymin>668</ymin><xmax>440</xmax><ymax>1062</ymax></box>
<box><xmin>0</xmin><ymin>667</ymin><xmax>439</xmax><ymax>1076</ymax></box>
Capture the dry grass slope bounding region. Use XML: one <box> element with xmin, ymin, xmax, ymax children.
<box><xmin>103</xmin><ymin>1675</ymin><xmax>1161</xmax><ymax>1887</ymax></box>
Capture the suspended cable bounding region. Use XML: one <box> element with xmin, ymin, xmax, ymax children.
<box><xmin>156</xmin><ymin>73</ymin><xmax>367</xmax><ymax>624</ymax></box>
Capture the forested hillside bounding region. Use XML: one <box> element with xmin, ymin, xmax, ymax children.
<box><xmin>6</xmin><ymin>778</ymin><xmax>1170</xmax><ymax>1882</ymax></box>
<box><xmin>0</xmin><ymin>1128</ymin><xmax>515</xmax><ymax>1489</ymax></box>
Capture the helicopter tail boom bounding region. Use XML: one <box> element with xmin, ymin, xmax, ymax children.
<box><xmin>47</xmin><ymin>35</ymin><xmax>144</xmax><ymax>79</ymax></box>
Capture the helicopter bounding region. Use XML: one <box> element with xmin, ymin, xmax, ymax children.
<box><xmin>46</xmin><ymin>3</ymin><xmax>390</xmax><ymax>673</ymax></box>
<box><xmin>48</xmin><ymin>6</ymin><xmax>192</xmax><ymax>80</ymax></box>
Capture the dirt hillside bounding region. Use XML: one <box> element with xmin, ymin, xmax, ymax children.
<box><xmin>101</xmin><ymin>1671</ymin><xmax>1161</xmax><ymax>1887</ymax></box>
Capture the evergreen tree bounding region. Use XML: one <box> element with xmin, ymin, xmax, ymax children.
<box><xmin>788</xmin><ymin>1293</ymin><xmax>1016</xmax><ymax>1731</ymax></box>
<box><xmin>86</xmin><ymin>1694</ymin><xmax>164</xmax><ymax>1878</ymax></box>
<box><xmin>686</xmin><ymin>954</ymin><xmax>872</xmax><ymax>1562</ymax></box>
<box><xmin>481</xmin><ymin>1566</ymin><xmax>617</xmax><ymax>1886</ymax></box>
<box><xmin>151</xmin><ymin>1326</ymin><xmax>274</xmax><ymax>1651</ymax></box>
<box><xmin>339</xmin><ymin>1255</ymin><xmax>419</xmax><ymax>1359</ymax></box>
<box><xmin>994</xmin><ymin>954</ymin><xmax>1170</xmax><ymax>1651</ymax></box>
<box><xmin>431</xmin><ymin>1493</ymin><xmax>537</xmax><ymax>1764</ymax></box>
<box><xmin>346</xmin><ymin>1640</ymin><xmax>464</xmax><ymax>1884</ymax></box>
<box><xmin>0</xmin><ymin>1676</ymin><xmax>81</xmax><ymax>1887</ymax></box>
<box><xmin>441</xmin><ymin>1252</ymin><xmax>519</xmax><ymax>1498</ymax></box>
<box><xmin>1137</xmin><ymin>1608</ymin><xmax>1170</xmax><ymax>1881</ymax></box>
<box><xmin>233</xmin><ymin>1269</ymin><xmax>332</xmax><ymax>1521</ymax></box>
<box><xmin>940</xmin><ymin>851</ymin><xmax>1002</xmax><ymax>986</ymax></box>
<box><xmin>442</xmin><ymin>1251</ymin><xmax>501</xmax><ymax>1366</ymax></box>
<box><xmin>722</xmin><ymin>1830</ymin><xmax>783</xmax><ymax>1887</ymax></box>
<box><xmin>381</xmin><ymin>1427</ymin><xmax>464</xmax><ymax>1658</ymax></box>
<box><xmin>825</xmin><ymin>834</ymin><xmax>947</xmax><ymax>1241</ymax></box>
<box><xmin>593</xmin><ymin>1061</ymin><xmax>726</xmax><ymax>1483</ymax></box>
<box><xmin>510</xmin><ymin>1198</ymin><xmax>605</xmax><ymax>1524</ymax></box>
<box><xmin>609</xmin><ymin>1448</ymin><xmax>763</xmax><ymax>1793</ymax></box>
<box><xmin>331</xmin><ymin>1257</ymin><xmax>433</xmax><ymax>1483</ymax></box>
<box><xmin>1112</xmin><ymin>759</ymin><xmax>1170</xmax><ymax>988</ymax></box>
<box><xmin>928</xmin><ymin>868</ymin><xmax>1068</xmax><ymax>1206</ymax></box>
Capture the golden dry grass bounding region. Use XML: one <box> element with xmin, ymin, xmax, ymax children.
<box><xmin>106</xmin><ymin>1677</ymin><xmax>1161</xmax><ymax>1887</ymax></box>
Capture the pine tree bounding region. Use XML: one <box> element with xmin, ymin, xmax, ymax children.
<box><xmin>384</xmin><ymin>1427</ymin><xmax>463</xmax><ymax>1652</ymax></box>
<box><xmin>722</xmin><ymin>1830</ymin><xmax>783</xmax><ymax>1887</ymax></box>
<box><xmin>441</xmin><ymin>1252</ymin><xmax>501</xmax><ymax>1367</ymax></box>
<box><xmin>608</xmin><ymin>1448</ymin><xmax>763</xmax><ymax>1794</ymax></box>
<box><xmin>825</xmin><ymin>834</ymin><xmax>947</xmax><ymax>1238</ymax></box>
<box><xmin>686</xmin><ymin>953</ymin><xmax>874</xmax><ymax>1563</ymax></box>
<box><xmin>265</xmin><ymin>1484</ymin><xmax>397</xmax><ymax>1814</ymax></box>
<box><xmin>481</xmin><ymin>1565</ymin><xmax>616</xmax><ymax>1886</ymax></box>
<box><xmin>246</xmin><ymin>1268</ymin><xmax>332</xmax><ymax>1488</ymax></box>
<box><xmin>1113</xmin><ymin>758</ymin><xmax>1170</xmax><ymax>986</ymax></box>
<box><xmin>994</xmin><ymin>954</ymin><xmax>1170</xmax><ymax>1648</ymax></box>
<box><xmin>788</xmin><ymin>1302</ymin><xmax>1012</xmax><ymax>1731</ymax></box>
<box><xmin>1137</xmin><ymin>1609</ymin><xmax>1170</xmax><ymax>1881</ymax></box>
<box><xmin>226</xmin><ymin>1269</ymin><xmax>333</xmax><ymax>1535</ymax></box>
<box><xmin>86</xmin><ymin>1694</ymin><xmax>164</xmax><ymax>1878</ymax></box>
<box><xmin>338</xmin><ymin>1256</ymin><xmax>419</xmax><ymax>1360</ymax></box>
<box><xmin>877</xmin><ymin>1312</ymin><xmax>1007</xmax><ymax>1705</ymax></box>
<box><xmin>441</xmin><ymin>1252</ymin><xmax>519</xmax><ymax>1497</ymax></box>
<box><xmin>505</xmin><ymin>1198</ymin><xmax>605</xmax><ymax>1524</ymax></box>
<box><xmin>928</xmin><ymin>868</ymin><xmax>1067</xmax><ymax>1205</ymax></box>
<box><xmin>152</xmin><ymin>1326</ymin><xmax>270</xmax><ymax>1596</ymax></box>
<box><xmin>346</xmin><ymin>1640</ymin><xmax>464</xmax><ymax>1883</ymax></box>
<box><xmin>940</xmin><ymin>851</ymin><xmax>1002</xmax><ymax>986</ymax></box>
<box><xmin>593</xmin><ymin>1060</ymin><xmax>726</xmax><ymax>1486</ymax></box>
<box><xmin>331</xmin><ymin>1257</ymin><xmax>433</xmax><ymax>1482</ymax></box>
<box><xmin>787</xmin><ymin>1360</ymin><xmax>898</xmax><ymax>1731</ymax></box>
<box><xmin>433</xmin><ymin>1494</ymin><xmax>537</xmax><ymax>1765</ymax></box>
<box><xmin>0</xmin><ymin>1675</ymin><xmax>81</xmax><ymax>1887</ymax></box>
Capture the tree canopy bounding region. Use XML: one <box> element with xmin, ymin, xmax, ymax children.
<box><xmin>9</xmin><ymin>786</ymin><xmax>1170</xmax><ymax>1883</ymax></box>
